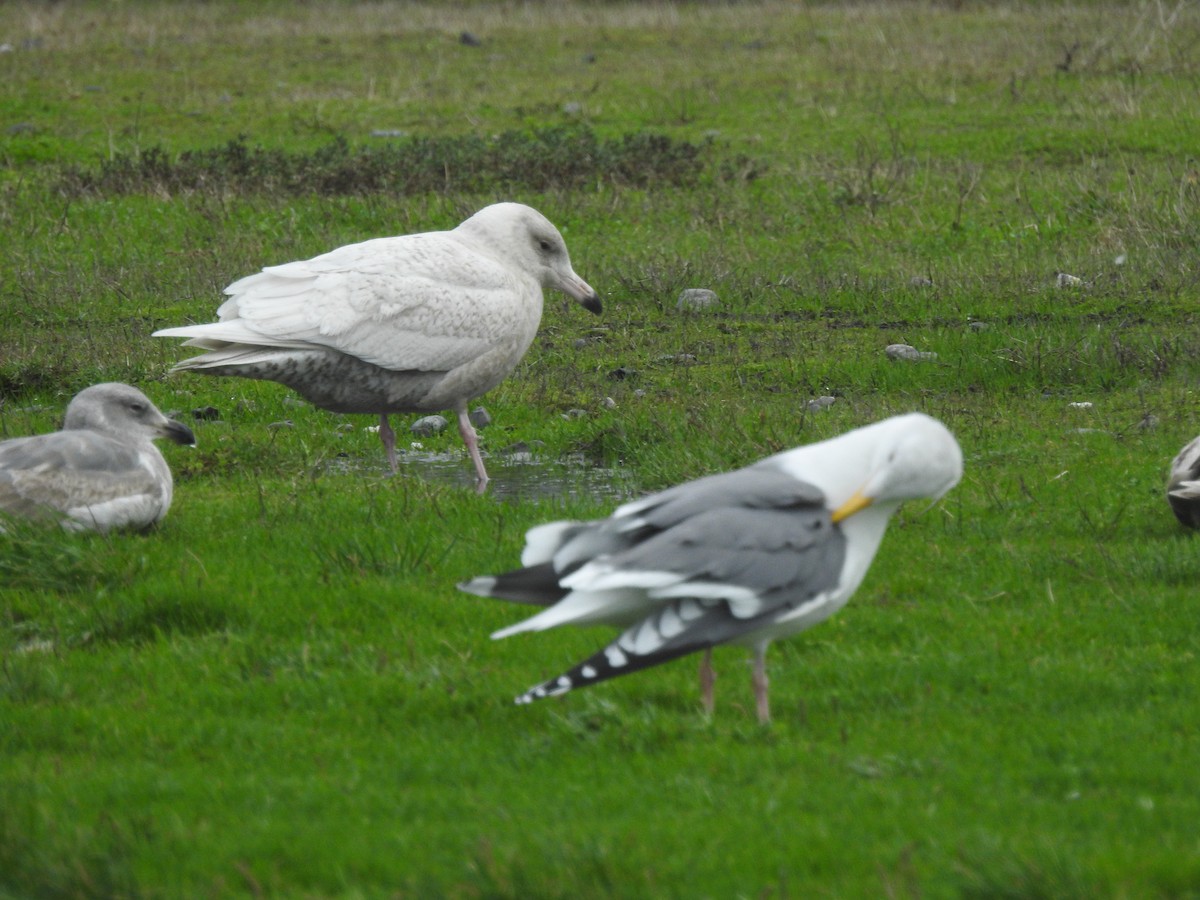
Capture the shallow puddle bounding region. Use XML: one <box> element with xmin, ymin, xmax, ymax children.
<box><xmin>323</xmin><ymin>449</ymin><xmax>637</xmax><ymax>503</ymax></box>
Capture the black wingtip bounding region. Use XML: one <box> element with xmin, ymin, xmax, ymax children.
<box><xmin>459</xmin><ymin>563</ymin><xmax>566</xmax><ymax>606</ymax></box>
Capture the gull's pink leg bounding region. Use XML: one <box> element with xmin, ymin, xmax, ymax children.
<box><xmin>699</xmin><ymin>648</ymin><xmax>716</xmax><ymax>715</ymax></box>
<box><xmin>455</xmin><ymin>406</ymin><xmax>489</xmax><ymax>489</ymax></box>
<box><xmin>378</xmin><ymin>414</ymin><xmax>398</xmax><ymax>472</ymax></box>
<box><xmin>752</xmin><ymin>644</ymin><xmax>770</xmax><ymax>725</ymax></box>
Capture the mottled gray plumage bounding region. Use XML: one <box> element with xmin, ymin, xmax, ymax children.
<box><xmin>0</xmin><ymin>383</ymin><xmax>195</xmax><ymax>533</ymax></box>
<box><xmin>459</xmin><ymin>412</ymin><xmax>964</xmax><ymax>723</ymax></box>
<box><xmin>1167</xmin><ymin>435</ymin><xmax>1200</xmax><ymax>528</ymax></box>
<box><xmin>153</xmin><ymin>202</ymin><xmax>600</xmax><ymax>485</ymax></box>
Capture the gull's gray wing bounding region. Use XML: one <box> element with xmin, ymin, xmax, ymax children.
<box><xmin>512</xmin><ymin>503</ymin><xmax>847</xmax><ymax>703</ymax></box>
<box><xmin>461</xmin><ymin>463</ymin><xmax>829</xmax><ymax>610</ymax></box>
<box><xmin>0</xmin><ymin>432</ymin><xmax>165</xmax><ymax>529</ymax></box>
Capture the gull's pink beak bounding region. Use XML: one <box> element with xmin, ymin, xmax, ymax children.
<box><xmin>559</xmin><ymin>272</ymin><xmax>602</xmax><ymax>315</ymax></box>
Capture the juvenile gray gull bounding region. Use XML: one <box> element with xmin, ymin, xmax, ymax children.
<box><xmin>0</xmin><ymin>383</ymin><xmax>196</xmax><ymax>533</ymax></box>
<box><xmin>153</xmin><ymin>202</ymin><xmax>601</xmax><ymax>486</ymax></box>
<box><xmin>459</xmin><ymin>413</ymin><xmax>963</xmax><ymax>723</ymax></box>
<box><xmin>1167</xmin><ymin>434</ymin><xmax>1200</xmax><ymax>528</ymax></box>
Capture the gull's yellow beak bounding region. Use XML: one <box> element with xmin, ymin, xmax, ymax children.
<box><xmin>831</xmin><ymin>489</ymin><xmax>873</xmax><ymax>523</ymax></box>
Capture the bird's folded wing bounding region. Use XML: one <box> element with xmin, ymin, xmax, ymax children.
<box><xmin>613</xmin><ymin>463</ymin><xmax>829</xmax><ymax>532</ymax></box>
<box><xmin>570</xmin><ymin>505</ymin><xmax>846</xmax><ymax>618</ymax></box>
<box><xmin>0</xmin><ymin>433</ymin><xmax>159</xmax><ymax>520</ymax></box>
<box><xmin>492</xmin><ymin>502</ymin><xmax>846</xmax><ymax>636</ymax></box>
<box><xmin>164</xmin><ymin>234</ymin><xmax>527</xmax><ymax>373</ymax></box>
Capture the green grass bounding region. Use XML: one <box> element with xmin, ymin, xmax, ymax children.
<box><xmin>3</xmin><ymin>1</ymin><xmax>1200</xmax><ymax>896</ymax></box>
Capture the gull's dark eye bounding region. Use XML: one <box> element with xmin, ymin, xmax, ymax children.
<box><xmin>129</xmin><ymin>402</ymin><xmax>147</xmax><ymax>414</ymax></box>
<box><xmin>538</xmin><ymin>238</ymin><xmax>553</xmax><ymax>252</ymax></box>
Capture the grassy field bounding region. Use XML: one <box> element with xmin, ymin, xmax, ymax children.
<box><xmin>2</xmin><ymin>1</ymin><xmax>1200</xmax><ymax>896</ymax></box>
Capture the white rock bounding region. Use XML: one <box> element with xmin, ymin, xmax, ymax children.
<box><xmin>676</xmin><ymin>288</ymin><xmax>719</xmax><ymax>311</ymax></box>
<box><xmin>410</xmin><ymin>415</ymin><xmax>448</xmax><ymax>436</ymax></box>
<box><xmin>885</xmin><ymin>344</ymin><xmax>937</xmax><ymax>362</ymax></box>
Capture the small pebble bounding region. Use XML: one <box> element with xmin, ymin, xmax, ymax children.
<box><xmin>1137</xmin><ymin>414</ymin><xmax>1159</xmax><ymax>431</ymax></box>
<box><xmin>1056</xmin><ymin>272</ymin><xmax>1083</xmax><ymax>287</ymax></box>
<box><xmin>968</xmin><ymin>321</ymin><xmax>990</xmax><ymax>331</ymax></box>
<box><xmin>573</xmin><ymin>338</ymin><xmax>590</xmax><ymax>350</ymax></box>
<box><xmin>807</xmin><ymin>396</ymin><xmax>837</xmax><ymax>412</ymax></box>
<box><xmin>561</xmin><ymin>409</ymin><xmax>588</xmax><ymax>420</ymax></box>
<box><xmin>192</xmin><ymin>405</ymin><xmax>221</xmax><ymax>421</ymax></box>
<box><xmin>410</xmin><ymin>415</ymin><xmax>448</xmax><ymax>436</ymax></box>
<box><xmin>608</xmin><ymin>367</ymin><xmax>638</xmax><ymax>381</ymax></box>
<box><xmin>459</xmin><ymin>31</ymin><xmax>482</xmax><ymax>47</ymax></box>
<box><xmin>1067</xmin><ymin>402</ymin><xmax>1093</xmax><ymax>409</ymax></box>
<box><xmin>469</xmin><ymin>407</ymin><xmax>491</xmax><ymax>428</ymax></box>
<box><xmin>602</xmin><ymin>397</ymin><xmax>617</xmax><ymax>410</ymax></box>
<box><xmin>676</xmin><ymin>288</ymin><xmax>719</xmax><ymax>311</ymax></box>
<box><xmin>267</xmin><ymin>420</ymin><xmax>294</xmax><ymax>430</ymax></box>
<box><xmin>562</xmin><ymin>101</ymin><xmax>583</xmax><ymax>116</ymax></box>
<box><xmin>908</xmin><ymin>276</ymin><xmax>933</xmax><ymax>288</ymax></box>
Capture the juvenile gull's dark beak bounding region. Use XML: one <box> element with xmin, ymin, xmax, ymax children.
<box><xmin>161</xmin><ymin>419</ymin><xmax>197</xmax><ymax>447</ymax></box>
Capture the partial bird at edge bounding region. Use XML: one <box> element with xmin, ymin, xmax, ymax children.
<box><xmin>1167</xmin><ymin>434</ymin><xmax>1200</xmax><ymax>528</ymax></box>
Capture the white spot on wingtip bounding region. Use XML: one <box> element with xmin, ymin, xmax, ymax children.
<box><xmin>658</xmin><ymin>605</ymin><xmax>684</xmax><ymax>638</ymax></box>
<box><xmin>460</xmin><ymin>576</ymin><xmax>497</xmax><ymax>597</ymax></box>
<box><xmin>605</xmin><ymin>645</ymin><xmax>627</xmax><ymax>667</ymax></box>
<box><xmin>581</xmin><ymin>665</ymin><xmax>597</xmax><ymax>679</ymax></box>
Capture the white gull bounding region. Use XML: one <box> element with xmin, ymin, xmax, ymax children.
<box><xmin>153</xmin><ymin>202</ymin><xmax>600</xmax><ymax>487</ymax></box>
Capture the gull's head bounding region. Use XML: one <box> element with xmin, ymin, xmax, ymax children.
<box><xmin>64</xmin><ymin>382</ymin><xmax>197</xmax><ymax>448</ymax></box>
<box><xmin>457</xmin><ymin>202</ymin><xmax>602</xmax><ymax>315</ymax></box>
<box><xmin>832</xmin><ymin>413</ymin><xmax>962</xmax><ymax>522</ymax></box>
